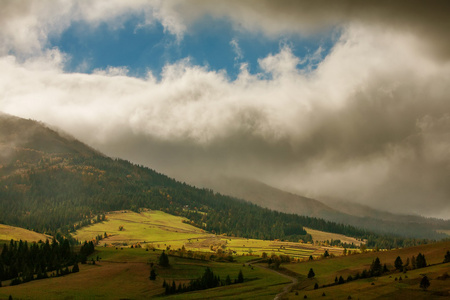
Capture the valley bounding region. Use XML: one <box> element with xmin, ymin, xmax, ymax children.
<box><xmin>1</xmin><ymin>114</ymin><xmax>449</xmax><ymax>299</ymax></box>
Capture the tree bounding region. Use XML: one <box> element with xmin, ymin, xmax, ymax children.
<box><xmin>158</xmin><ymin>251</ymin><xmax>170</xmax><ymax>267</ymax></box>
<box><xmin>324</xmin><ymin>250</ymin><xmax>330</xmax><ymax>258</ymax></box>
<box><xmin>72</xmin><ymin>263</ymin><xmax>79</xmax><ymax>273</ymax></box>
<box><xmin>370</xmin><ymin>257</ymin><xmax>382</xmax><ymax>276</ymax></box>
<box><xmin>420</xmin><ymin>275</ymin><xmax>430</xmax><ymax>290</ymax></box>
<box><xmin>149</xmin><ymin>269</ymin><xmax>157</xmax><ymax>280</ymax></box>
<box><xmin>444</xmin><ymin>250</ymin><xmax>450</xmax><ymax>263</ymax></box>
<box><xmin>416</xmin><ymin>253</ymin><xmax>427</xmax><ymax>269</ymax></box>
<box><xmin>225</xmin><ymin>274</ymin><xmax>231</xmax><ymax>285</ymax></box>
<box><xmin>314</xmin><ymin>283</ymin><xmax>319</xmax><ymax>289</ymax></box>
<box><xmin>411</xmin><ymin>256</ymin><xmax>416</xmax><ymax>269</ymax></box>
<box><xmin>338</xmin><ymin>276</ymin><xmax>345</xmax><ymax>284</ymax></box>
<box><xmin>308</xmin><ymin>268</ymin><xmax>315</xmax><ymax>278</ymax></box>
<box><xmin>237</xmin><ymin>270</ymin><xmax>244</xmax><ymax>283</ymax></box>
<box><xmin>394</xmin><ymin>256</ymin><xmax>403</xmax><ymax>271</ymax></box>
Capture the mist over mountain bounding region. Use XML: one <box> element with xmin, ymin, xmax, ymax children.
<box><xmin>197</xmin><ymin>176</ymin><xmax>450</xmax><ymax>239</ymax></box>
<box><xmin>1</xmin><ymin>113</ymin><xmax>442</xmax><ymax>249</ymax></box>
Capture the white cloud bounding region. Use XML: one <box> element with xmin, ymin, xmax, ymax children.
<box><xmin>230</xmin><ymin>38</ymin><xmax>243</xmax><ymax>61</ymax></box>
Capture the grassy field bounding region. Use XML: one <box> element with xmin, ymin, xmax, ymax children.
<box><xmin>1</xmin><ymin>211</ymin><xmax>448</xmax><ymax>299</ymax></box>
<box><xmin>72</xmin><ymin>210</ymin><xmax>347</xmax><ymax>260</ymax></box>
<box><xmin>279</xmin><ymin>240</ymin><xmax>450</xmax><ymax>299</ymax></box>
<box><xmin>0</xmin><ymin>247</ymin><xmax>290</xmax><ymax>299</ymax></box>
<box><xmin>0</xmin><ymin>224</ymin><xmax>51</xmax><ymax>243</ymax></box>
<box><xmin>304</xmin><ymin>227</ymin><xmax>363</xmax><ymax>246</ymax></box>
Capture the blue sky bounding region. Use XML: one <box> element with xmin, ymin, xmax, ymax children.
<box><xmin>50</xmin><ymin>14</ymin><xmax>336</xmax><ymax>79</ymax></box>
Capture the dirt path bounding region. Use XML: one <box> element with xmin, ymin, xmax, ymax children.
<box><xmin>249</xmin><ymin>261</ymin><xmax>299</xmax><ymax>300</ymax></box>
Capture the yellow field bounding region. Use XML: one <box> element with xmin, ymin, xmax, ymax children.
<box><xmin>305</xmin><ymin>227</ymin><xmax>363</xmax><ymax>246</ymax></box>
<box><xmin>0</xmin><ymin>224</ymin><xmax>52</xmax><ymax>242</ymax></box>
<box><xmin>72</xmin><ymin>210</ymin><xmax>348</xmax><ymax>260</ymax></box>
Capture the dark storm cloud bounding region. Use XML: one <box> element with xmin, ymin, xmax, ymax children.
<box><xmin>177</xmin><ymin>0</ymin><xmax>450</xmax><ymax>60</ymax></box>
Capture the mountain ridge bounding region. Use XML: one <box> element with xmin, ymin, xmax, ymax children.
<box><xmin>197</xmin><ymin>176</ymin><xmax>449</xmax><ymax>239</ymax></box>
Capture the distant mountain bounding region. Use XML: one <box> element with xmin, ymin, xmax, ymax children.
<box><xmin>1</xmin><ymin>113</ymin><xmax>385</xmax><ymax>246</ymax></box>
<box><xmin>322</xmin><ymin>198</ymin><xmax>450</xmax><ymax>228</ymax></box>
<box><xmin>199</xmin><ymin>176</ymin><xmax>449</xmax><ymax>239</ymax></box>
<box><xmin>197</xmin><ymin>176</ymin><xmax>342</xmax><ymax>219</ymax></box>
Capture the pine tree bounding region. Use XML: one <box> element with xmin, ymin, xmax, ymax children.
<box><xmin>308</xmin><ymin>268</ymin><xmax>315</xmax><ymax>278</ymax></box>
<box><xmin>314</xmin><ymin>283</ymin><xmax>319</xmax><ymax>289</ymax></box>
<box><xmin>394</xmin><ymin>256</ymin><xmax>403</xmax><ymax>271</ymax></box>
<box><xmin>444</xmin><ymin>251</ymin><xmax>450</xmax><ymax>263</ymax></box>
<box><xmin>370</xmin><ymin>257</ymin><xmax>382</xmax><ymax>276</ymax></box>
<box><xmin>225</xmin><ymin>275</ymin><xmax>231</xmax><ymax>285</ymax></box>
<box><xmin>411</xmin><ymin>256</ymin><xmax>416</xmax><ymax>269</ymax></box>
<box><xmin>416</xmin><ymin>253</ymin><xmax>427</xmax><ymax>269</ymax></box>
<box><xmin>420</xmin><ymin>275</ymin><xmax>430</xmax><ymax>290</ymax></box>
<box><xmin>149</xmin><ymin>269</ymin><xmax>157</xmax><ymax>280</ymax></box>
<box><xmin>72</xmin><ymin>263</ymin><xmax>79</xmax><ymax>273</ymax></box>
<box><xmin>237</xmin><ymin>270</ymin><xmax>244</xmax><ymax>283</ymax></box>
<box><xmin>158</xmin><ymin>251</ymin><xmax>170</xmax><ymax>267</ymax></box>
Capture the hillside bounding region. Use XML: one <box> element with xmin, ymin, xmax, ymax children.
<box><xmin>0</xmin><ymin>224</ymin><xmax>51</xmax><ymax>243</ymax></box>
<box><xmin>0</xmin><ymin>113</ymin><xmax>435</xmax><ymax>248</ymax></box>
<box><xmin>0</xmin><ymin>113</ymin><xmax>377</xmax><ymax>245</ymax></box>
<box><xmin>200</xmin><ymin>176</ymin><xmax>449</xmax><ymax>239</ymax></box>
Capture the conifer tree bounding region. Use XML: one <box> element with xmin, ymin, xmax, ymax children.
<box><xmin>225</xmin><ymin>274</ymin><xmax>231</xmax><ymax>285</ymax></box>
<box><xmin>370</xmin><ymin>257</ymin><xmax>382</xmax><ymax>276</ymax></box>
<box><xmin>394</xmin><ymin>256</ymin><xmax>403</xmax><ymax>271</ymax></box>
<box><xmin>416</xmin><ymin>253</ymin><xmax>427</xmax><ymax>268</ymax></box>
<box><xmin>158</xmin><ymin>251</ymin><xmax>170</xmax><ymax>267</ymax></box>
<box><xmin>149</xmin><ymin>269</ymin><xmax>157</xmax><ymax>280</ymax></box>
<box><xmin>420</xmin><ymin>275</ymin><xmax>430</xmax><ymax>290</ymax></box>
<box><xmin>444</xmin><ymin>250</ymin><xmax>450</xmax><ymax>263</ymax></box>
<box><xmin>237</xmin><ymin>270</ymin><xmax>244</xmax><ymax>283</ymax></box>
<box><xmin>308</xmin><ymin>268</ymin><xmax>315</xmax><ymax>278</ymax></box>
<box><xmin>72</xmin><ymin>263</ymin><xmax>79</xmax><ymax>273</ymax></box>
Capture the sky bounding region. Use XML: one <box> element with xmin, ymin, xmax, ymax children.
<box><xmin>1</xmin><ymin>1</ymin><xmax>450</xmax><ymax>219</ymax></box>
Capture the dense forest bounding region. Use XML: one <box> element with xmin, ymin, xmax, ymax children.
<box><xmin>0</xmin><ymin>115</ymin><xmax>440</xmax><ymax>248</ymax></box>
<box><xmin>0</xmin><ymin>239</ymin><xmax>77</xmax><ymax>284</ymax></box>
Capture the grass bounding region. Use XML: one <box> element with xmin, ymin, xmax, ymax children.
<box><xmin>0</xmin><ymin>247</ymin><xmax>290</xmax><ymax>300</ymax></box>
<box><xmin>281</xmin><ymin>240</ymin><xmax>450</xmax><ymax>299</ymax></box>
<box><xmin>1</xmin><ymin>211</ymin><xmax>449</xmax><ymax>299</ymax></box>
<box><xmin>304</xmin><ymin>227</ymin><xmax>363</xmax><ymax>246</ymax></box>
<box><xmin>0</xmin><ymin>224</ymin><xmax>51</xmax><ymax>242</ymax></box>
<box><xmin>73</xmin><ymin>210</ymin><xmax>208</xmax><ymax>250</ymax></box>
<box><xmin>72</xmin><ymin>210</ymin><xmax>342</xmax><ymax>260</ymax></box>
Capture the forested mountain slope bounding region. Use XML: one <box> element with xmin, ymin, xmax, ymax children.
<box><xmin>201</xmin><ymin>177</ymin><xmax>449</xmax><ymax>239</ymax></box>
<box><xmin>0</xmin><ymin>114</ymin><xmax>436</xmax><ymax>248</ymax></box>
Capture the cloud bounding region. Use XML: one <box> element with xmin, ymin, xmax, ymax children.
<box><xmin>2</xmin><ymin>21</ymin><xmax>450</xmax><ymax>218</ymax></box>
<box><xmin>230</xmin><ymin>38</ymin><xmax>243</xmax><ymax>62</ymax></box>
<box><xmin>1</xmin><ymin>1</ymin><xmax>450</xmax><ymax>218</ymax></box>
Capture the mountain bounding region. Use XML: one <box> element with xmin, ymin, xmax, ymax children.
<box><xmin>199</xmin><ymin>176</ymin><xmax>449</xmax><ymax>239</ymax></box>
<box><xmin>0</xmin><ymin>113</ymin><xmax>437</xmax><ymax>248</ymax></box>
